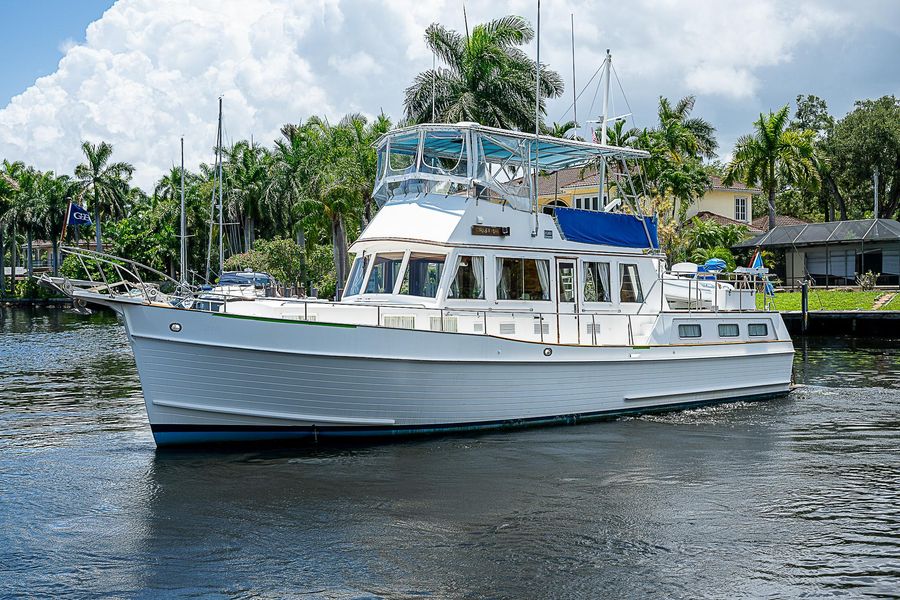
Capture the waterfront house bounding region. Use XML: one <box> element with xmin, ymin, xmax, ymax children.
<box><xmin>734</xmin><ymin>218</ymin><xmax>900</xmax><ymax>288</ymax></box>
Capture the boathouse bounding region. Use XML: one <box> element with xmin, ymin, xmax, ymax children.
<box><xmin>734</xmin><ymin>218</ymin><xmax>900</xmax><ymax>288</ymax></box>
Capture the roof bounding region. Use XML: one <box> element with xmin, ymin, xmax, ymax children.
<box><xmin>693</xmin><ymin>211</ymin><xmax>763</xmax><ymax>233</ymax></box>
<box><xmin>751</xmin><ymin>214</ymin><xmax>809</xmax><ymax>231</ymax></box>
<box><xmin>708</xmin><ymin>175</ymin><xmax>761</xmax><ymax>194</ymax></box>
<box><xmin>376</xmin><ymin>123</ymin><xmax>649</xmax><ymax>172</ymax></box>
<box><xmin>734</xmin><ymin>218</ymin><xmax>900</xmax><ymax>249</ymax></box>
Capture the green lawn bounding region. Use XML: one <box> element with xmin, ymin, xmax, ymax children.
<box><xmin>757</xmin><ymin>290</ymin><xmax>900</xmax><ymax>311</ymax></box>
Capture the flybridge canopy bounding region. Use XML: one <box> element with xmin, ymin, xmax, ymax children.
<box><xmin>374</xmin><ymin>122</ymin><xmax>649</xmax><ymax>169</ymax></box>
<box><xmin>372</xmin><ymin>122</ymin><xmax>650</xmax><ymax>210</ymax></box>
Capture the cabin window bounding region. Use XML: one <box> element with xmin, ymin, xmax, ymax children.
<box><xmin>735</xmin><ymin>197</ymin><xmax>748</xmax><ymax>222</ymax></box>
<box><xmin>365</xmin><ymin>253</ymin><xmax>405</xmax><ymax>294</ymax></box>
<box><xmin>448</xmin><ymin>255</ymin><xmax>485</xmax><ymax>299</ymax></box>
<box><xmin>496</xmin><ymin>258</ymin><xmax>551</xmax><ymax>301</ymax></box>
<box><xmin>748</xmin><ymin>323</ymin><xmax>768</xmax><ymax>337</ymax></box>
<box><xmin>399</xmin><ymin>253</ymin><xmax>445</xmax><ymax>297</ymax></box>
<box><xmin>678</xmin><ymin>323</ymin><xmax>702</xmax><ymax>338</ymax></box>
<box><xmin>558</xmin><ymin>263</ymin><xmax>576</xmax><ymax>303</ymax></box>
<box><xmin>583</xmin><ymin>261</ymin><xmax>611</xmax><ymax>302</ymax></box>
<box><xmin>718</xmin><ymin>323</ymin><xmax>740</xmax><ymax>337</ymax></box>
<box><xmin>343</xmin><ymin>255</ymin><xmax>370</xmax><ymax>298</ymax></box>
<box><xmin>619</xmin><ymin>264</ymin><xmax>644</xmax><ymax>303</ymax></box>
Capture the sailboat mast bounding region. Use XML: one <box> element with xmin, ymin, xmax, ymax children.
<box><xmin>571</xmin><ymin>13</ymin><xmax>577</xmax><ymax>130</ymax></box>
<box><xmin>217</xmin><ymin>97</ymin><xmax>224</xmax><ymax>276</ymax></box>
<box><xmin>598</xmin><ymin>49</ymin><xmax>611</xmax><ymax>210</ymax></box>
<box><xmin>179</xmin><ymin>136</ymin><xmax>187</xmax><ymax>284</ymax></box>
<box><xmin>532</xmin><ymin>0</ymin><xmax>540</xmax><ymax>236</ymax></box>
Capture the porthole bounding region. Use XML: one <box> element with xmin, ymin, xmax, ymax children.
<box><xmin>543</xmin><ymin>347</ymin><xmax>553</xmax><ymax>357</ymax></box>
<box><xmin>169</xmin><ymin>322</ymin><xmax>182</xmax><ymax>332</ymax></box>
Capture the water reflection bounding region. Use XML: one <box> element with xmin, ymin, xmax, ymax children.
<box><xmin>1</xmin><ymin>308</ymin><xmax>898</xmax><ymax>598</ymax></box>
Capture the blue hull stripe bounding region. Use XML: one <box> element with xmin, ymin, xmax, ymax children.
<box><xmin>150</xmin><ymin>391</ymin><xmax>788</xmax><ymax>447</ymax></box>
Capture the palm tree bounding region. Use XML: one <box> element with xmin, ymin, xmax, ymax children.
<box><xmin>404</xmin><ymin>15</ymin><xmax>564</xmax><ymax>131</ymax></box>
<box><xmin>36</xmin><ymin>173</ymin><xmax>75</xmax><ymax>276</ymax></box>
<box><xmin>340</xmin><ymin>113</ymin><xmax>392</xmax><ymax>227</ymax></box>
<box><xmin>547</xmin><ymin>120</ymin><xmax>579</xmax><ymax>139</ymax></box>
<box><xmin>285</xmin><ymin>117</ymin><xmax>365</xmax><ymax>292</ymax></box>
<box><xmin>724</xmin><ymin>106</ymin><xmax>818</xmax><ymax>231</ymax></box>
<box><xmin>0</xmin><ymin>161</ymin><xmax>21</xmax><ymax>294</ymax></box>
<box><xmin>224</xmin><ymin>140</ymin><xmax>272</xmax><ymax>252</ymax></box>
<box><xmin>0</xmin><ymin>165</ymin><xmax>41</xmax><ymax>285</ymax></box>
<box><xmin>657</xmin><ymin>96</ymin><xmax>718</xmax><ymax>160</ymax></box>
<box><xmin>74</xmin><ymin>141</ymin><xmax>134</xmax><ymax>251</ymax></box>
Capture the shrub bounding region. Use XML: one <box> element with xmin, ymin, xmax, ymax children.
<box><xmin>223</xmin><ymin>238</ymin><xmax>303</xmax><ymax>287</ymax></box>
<box><xmin>856</xmin><ymin>270</ymin><xmax>879</xmax><ymax>291</ymax></box>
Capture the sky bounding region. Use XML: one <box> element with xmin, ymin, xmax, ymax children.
<box><xmin>0</xmin><ymin>0</ymin><xmax>898</xmax><ymax>190</ymax></box>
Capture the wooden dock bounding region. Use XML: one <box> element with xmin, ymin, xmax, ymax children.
<box><xmin>781</xmin><ymin>310</ymin><xmax>900</xmax><ymax>336</ymax></box>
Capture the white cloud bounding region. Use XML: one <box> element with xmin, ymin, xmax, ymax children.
<box><xmin>0</xmin><ymin>0</ymin><xmax>865</xmax><ymax>188</ymax></box>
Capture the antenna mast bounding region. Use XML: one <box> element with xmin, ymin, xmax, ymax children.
<box><xmin>532</xmin><ymin>0</ymin><xmax>541</xmax><ymax>235</ymax></box>
<box><xmin>571</xmin><ymin>14</ymin><xmax>577</xmax><ymax>132</ymax></box>
<box><xmin>217</xmin><ymin>97</ymin><xmax>224</xmax><ymax>276</ymax></box>
<box><xmin>179</xmin><ymin>136</ymin><xmax>187</xmax><ymax>285</ymax></box>
<box><xmin>598</xmin><ymin>49</ymin><xmax>611</xmax><ymax>210</ymax></box>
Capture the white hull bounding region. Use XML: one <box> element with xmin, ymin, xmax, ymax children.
<box><xmin>117</xmin><ymin>303</ymin><xmax>794</xmax><ymax>446</ymax></box>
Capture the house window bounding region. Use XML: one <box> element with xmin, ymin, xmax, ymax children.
<box><xmin>496</xmin><ymin>258</ymin><xmax>551</xmax><ymax>301</ymax></box>
<box><xmin>619</xmin><ymin>264</ymin><xmax>644</xmax><ymax>303</ymax></box>
<box><xmin>735</xmin><ymin>197</ymin><xmax>748</xmax><ymax>222</ymax></box>
<box><xmin>678</xmin><ymin>323</ymin><xmax>702</xmax><ymax>338</ymax></box>
<box><xmin>399</xmin><ymin>253</ymin><xmax>445</xmax><ymax>297</ymax></box>
<box><xmin>583</xmin><ymin>261</ymin><xmax>611</xmax><ymax>302</ymax></box>
<box><xmin>748</xmin><ymin>323</ymin><xmax>768</xmax><ymax>337</ymax></box>
<box><xmin>448</xmin><ymin>255</ymin><xmax>484</xmax><ymax>299</ymax></box>
<box><xmin>574</xmin><ymin>195</ymin><xmax>601</xmax><ymax>211</ymax></box>
<box><xmin>718</xmin><ymin>323</ymin><xmax>740</xmax><ymax>337</ymax></box>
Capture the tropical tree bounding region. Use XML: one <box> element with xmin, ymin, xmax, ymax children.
<box><xmin>404</xmin><ymin>15</ymin><xmax>564</xmax><ymax>131</ymax></box>
<box><xmin>224</xmin><ymin>140</ymin><xmax>273</xmax><ymax>252</ymax></box>
<box><xmin>36</xmin><ymin>173</ymin><xmax>76</xmax><ymax>276</ymax></box>
<box><xmin>0</xmin><ymin>166</ymin><xmax>41</xmax><ymax>280</ymax></box>
<box><xmin>74</xmin><ymin>141</ymin><xmax>134</xmax><ymax>251</ymax></box>
<box><xmin>724</xmin><ymin>105</ymin><xmax>818</xmax><ymax>231</ymax></box>
<box><xmin>548</xmin><ymin>120</ymin><xmax>579</xmax><ymax>139</ymax></box>
<box><xmin>0</xmin><ymin>161</ymin><xmax>22</xmax><ymax>293</ymax></box>
<box><xmin>656</xmin><ymin>96</ymin><xmax>718</xmax><ymax>160</ymax></box>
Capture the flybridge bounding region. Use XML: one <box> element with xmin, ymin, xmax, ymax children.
<box><xmin>372</xmin><ymin>122</ymin><xmax>650</xmax><ymax>211</ymax></box>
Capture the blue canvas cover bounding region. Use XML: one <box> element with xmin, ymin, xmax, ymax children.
<box><xmin>554</xmin><ymin>208</ymin><xmax>659</xmax><ymax>249</ymax></box>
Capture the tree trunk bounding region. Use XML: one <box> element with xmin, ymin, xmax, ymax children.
<box><xmin>94</xmin><ymin>204</ymin><xmax>102</xmax><ymax>252</ymax></box>
<box><xmin>767</xmin><ymin>187</ymin><xmax>777</xmax><ymax>231</ymax></box>
<box><xmin>884</xmin><ymin>166</ymin><xmax>900</xmax><ymax>219</ymax></box>
<box><xmin>362</xmin><ymin>194</ymin><xmax>372</xmax><ymax>229</ymax></box>
<box><xmin>243</xmin><ymin>216</ymin><xmax>252</xmax><ymax>253</ymax></box>
<box><xmin>51</xmin><ymin>237</ymin><xmax>59</xmax><ymax>277</ymax></box>
<box><xmin>26</xmin><ymin>226</ymin><xmax>33</xmax><ymax>278</ymax></box>
<box><xmin>295</xmin><ymin>227</ymin><xmax>306</xmax><ymax>294</ymax></box>
<box><xmin>331</xmin><ymin>214</ymin><xmax>349</xmax><ymax>299</ymax></box>
<box><xmin>10</xmin><ymin>225</ymin><xmax>17</xmax><ymax>296</ymax></box>
<box><xmin>0</xmin><ymin>229</ymin><xmax>5</xmax><ymax>296</ymax></box>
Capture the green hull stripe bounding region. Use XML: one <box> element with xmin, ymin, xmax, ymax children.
<box><xmin>214</xmin><ymin>312</ymin><xmax>357</xmax><ymax>328</ymax></box>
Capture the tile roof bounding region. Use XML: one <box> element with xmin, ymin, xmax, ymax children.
<box><xmin>751</xmin><ymin>214</ymin><xmax>810</xmax><ymax>231</ymax></box>
<box><xmin>708</xmin><ymin>175</ymin><xmax>761</xmax><ymax>193</ymax></box>
<box><xmin>692</xmin><ymin>211</ymin><xmax>764</xmax><ymax>233</ymax></box>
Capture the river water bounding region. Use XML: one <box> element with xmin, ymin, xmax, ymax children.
<box><xmin>1</xmin><ymin>306</ymin><xmax>898</xmax><ymax>599</ymax></box>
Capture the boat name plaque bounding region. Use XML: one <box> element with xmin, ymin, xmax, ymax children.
<box><xmin>471</xmin><ymin>225</ymin><xmax>510</xmax><ymax>237</ymax></box>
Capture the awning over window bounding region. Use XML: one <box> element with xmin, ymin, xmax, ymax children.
<box><xmin>555</xmin><ymin>208</ymin><xmax>659</xmax><ymax>249</ymax></box>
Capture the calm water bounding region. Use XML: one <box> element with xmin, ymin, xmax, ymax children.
<box><xmin>1</xmin><ymin>307</ymin><xmax>898</xmax><ymax>599</ymax></box>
